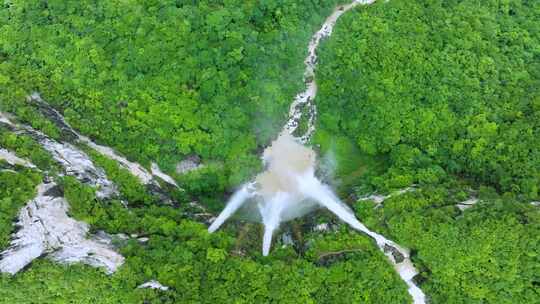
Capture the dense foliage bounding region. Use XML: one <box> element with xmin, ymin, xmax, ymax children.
<box><xmin>1</xmin><ymin>167</ymin><xmax>412</xmax><ymax>303</ymax></box>
<box><xmin>0</xmin><ymin>224</ymin><xmax>411</xmax><ymax>303</ymax></box>
<box><xmin>316</xmin><ymin>0</ymin><xmax>540</xmax><ymax>199</ymax></box>
<box><xmin>1</xmin><ymin>0</ymin><xmax>539</xmax><ymax>303</ymax></box>
<box><xmin>0</xmin><ymin>0</ymin><xmax>345</xmax><ymax>186</ymax></box>
<box><xmin>314</xmin><ymin>1</ymin><xmax>540</xmax><ymax>302</ymax></box>
<box><xmin>0</xmin><ymin>169</ymin><xmax>40</xmax><ymax>249</ymax></box>
<box><xmin>355</xmin><ymin>186</ymin><xmax>540</xmax><ymax>303</ymax></box>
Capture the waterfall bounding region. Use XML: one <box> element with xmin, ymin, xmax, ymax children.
<box><xmin>208</xmin><ymin>184</ymin><xmax>254</xmax><ymax>233</ymax></box>
<box><xmin>208</xmin><ymin>1</ymin><xmax>427</xmax><ymax>302</ymax></box>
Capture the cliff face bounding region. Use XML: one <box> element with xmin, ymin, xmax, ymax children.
<box><xmin>0</xmin><ymin>182</ymin><xmax>124</xmax><ymax>275</ymax></box>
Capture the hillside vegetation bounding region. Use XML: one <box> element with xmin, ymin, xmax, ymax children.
<box><xmin>0</xmin><ymin>0</ymin><xmax>539</xmax><ymax>303</ymax></box>
<box><xmin>316</xmin><ymin>1</ymin><xmax>540</xmax><ymax>302</ymax></box>
<box><xmin>316</xmin><ymin>0</ymin><xmax>540</xmax><ymax>199</ymax></box>
<box><xmin>0</xmin><ymin>0</ymin><xmax>342</xmax><ymax>185</ymax></box>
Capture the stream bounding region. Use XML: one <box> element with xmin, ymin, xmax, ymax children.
<box><xmin>1</xmin><ymin>1</ymin><xmax>427</xmax><ymax>302</ymax></box>
<box><xmin>211</xmin><ymin>1</ymin><xmax>427</xmax><ymax>303</ymax></box>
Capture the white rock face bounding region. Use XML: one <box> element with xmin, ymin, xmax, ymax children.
<box><xmin>456</xmin><ymin>198</ymin><xmax>479</xmax><ymax>211</ymax></box>
<box><xmin>26</xmin><ymin>92</ymin><xmax>180</xmax><ymax>189</ymax></box>
<box><xmin>151</xmin><ymin>162</ymin><xmax>179</xmax><ymax>187</ymax></box>
<box><xmin>358</xmin><ymin>187</ymin><xmax>416</xmax><ymax>207</ymax></box>
<box><xmin>38</xmin><ymin>137</ymin><xmax>117</xmax><ymax>199</ymax></box>
<box><xmin>175</xmin><ymin>155</ymin><xmax>202</xmax><ymax>174</ymax></box>
<box><xmin>0</xmin><ymin>112</ymin><xmax>12</xmax><ymax>125</ymax></box>
<box><xmin>82</xmin><ymin>135</ymin><xmax>180</xmax><ymax>191</ymax></box>
<box><xmin>313</xmin><ymin>223</ymin><xmax>331</xmax><ymax>232</ymax></box>
<box><xmin>0</xmin><ymin>183</ymin><xmax>124</xmax><ymax>275</ymax></box>
<box><xmin>137</xmin><ymin>280</ymin><xmax>170</xmax><ymax>291</ymax></box>
<box><xmin>0</xmin><ymin>148</ymin><xmax>36</xmax><ymax>169</ymax></box>
<box><xmin>81</xmin><ymin>136</ymin><xmax>154</xmax><ymax>185</ymax></box>
<box><xmin>0</xmin><ymin>111</ymin><xmax>117</xmax><ymax>199</ymax></box>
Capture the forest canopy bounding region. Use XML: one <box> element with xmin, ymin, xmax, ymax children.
<box><xmin>0</xmin><ymin>0</ymin><xmax>539</xmax><ymax>303</ymax></box>
<box><xmin>0</xmin><ymin>0</ymin><xmax>342</xmax><ymax>185</ymax></box>
<box><xmin>316</xmin><ymin>0</ymin><xmax>540</xmax><ymax>200</ymax></box>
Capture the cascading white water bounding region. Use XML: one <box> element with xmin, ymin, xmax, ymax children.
<box><xmin>259</xmin><ymin>191</ymin><xmax>291</xmax><ymax>256</ymax></box>
<box><xmin>211</xmin><ymin>135</ymin><xmax>427</xmax><ymax>303</ymax></box>
<box><xmin>208</xmin><ymin>134</ymin><xmax>321</xmax><ymax>249</ymax></box>
<box><xmin>208</xmin><ymin>185</ymin><xmax>253</xmax><ymax>233</ymax></box>
<box><xmin>208</xmin><ymin>1</ymin><xmax>427</xmax><ymax>302</ymax></box>
<box><xmin>209</xmin><ymin>133</ymin><xmax>389</xmax><ymax>253</ymax></box>
<box><xmin>207</xmin><ymin>0</ymin><xmax>381</xmax><ymax>257</ymax></box>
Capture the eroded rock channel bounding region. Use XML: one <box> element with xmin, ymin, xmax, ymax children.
<box><xmin>0</xmin><ymin>1</ymin><xmax>427</xmax><ymax>302</ymax></box>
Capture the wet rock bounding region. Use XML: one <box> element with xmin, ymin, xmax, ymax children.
<box><xmin>146</xmin><ymin>183</ymin><xmax>174</xmax><ymax>205</ymax></box>
<box><xmin>280</xmin><ymin>231</ymin><xmax>294</xmax><ymax>247</ymax></box>
<box><xmin>151</xmin><ymin>162</ymin><xmax>179</xmax><ymax>187</ymax></box>
<box><xmin>384</xmin><ymin>243</ymin><xmax>405</xmax><ymax>263</ymax></box>
<box><xmin>43</xmin><ymin>184</ymin><xmax>64</xmax><ymax>197</ymax></box>
<box><xmin>357</xmin><ymin>187</ymin><xmax>416</xmax><ymax>208</ymax></box>
<box><xmin>37</xmin><ymin>138</ymin><xmax>118</xmax><ymax>199</ymax></box>
<box><xmin>0</xmin><ymin>112</ymin><xmax>13</xmax><ymax>126</ymax></box>
<box><xmin>313</xmin><ymin>223</ymin><xmax>330</xmax><ymax>232</ymax></box>
<box><xmin>316</xmin><ymin>249</ymin><xmax>363</xmax><ymax>267</ymax></box>
<box><xmin>186</xmin><ymin>201</ymin><xmax>215</xmax><ymax>223</ymax></box>
<box><xmin>0</xmin><ymin>111</ymin><xmax>117</xmax><ymax>199</ymax></box>
<box><xmin>311</xmin><ymin>222</ymin><xmax>339</xmax><ymax>233</ymax></box>
<box><xmin>115</xmin><ymin>233</ymin><xmax>130</xmax><ymax>240</ymax></box>
<box><xmin>137</xmin><ymin>237</ymin><xmax>149</xmax><ymax>244</ymax></box>
<box><xmin>27</xmin><ymin>92</ymin><xmax>79</xmax><ymax>142</ymax></box>
<box><xmin>456</xmin><ymin>198</ymin><xmax>478</xmax><ymax>211</ymax></box>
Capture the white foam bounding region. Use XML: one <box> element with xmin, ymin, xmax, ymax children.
<box><xmin>284</xmin><ymin>0</ymin><xmax>376</xmax><ymax>143</ymax></box>
<box><xmin>209</xmin><ymin>1</ymin><xmax>426</xmax><ymax>301</ymax></box>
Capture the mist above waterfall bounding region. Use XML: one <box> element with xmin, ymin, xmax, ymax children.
<box><xmin>208</xmin><ymin>133</ymin><xmax>426</xmax><ymax>302</ymax></box>
<box><xmin>257</xmin><ymin>133</ymin><xmax>315</xmax><ymax>197</ymax></box>
<box><xmin>208</xmin><ymin>1</ymin><xmax>426</xmax><ymax>302</ymax></box>
<box><xmin>207</xmin><ymin>134</ymin><xmax>318</xmax><ymax>248</ymax></box>
<box><xmin>209</xmin><ymin>133</ymin><xmax>366</xmax><ymax>255</ymax></box>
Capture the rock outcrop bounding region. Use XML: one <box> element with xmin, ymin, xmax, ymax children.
<box><xmin>0</xmin><ymin>182</ymin><xmax>124</xmax><ymax>275</ymax></box>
